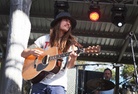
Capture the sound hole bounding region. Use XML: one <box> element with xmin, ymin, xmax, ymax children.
<box><xmin>42</xmin><ymin>56</ymin><xmax>48</xmax><ymax>65</ymax></box>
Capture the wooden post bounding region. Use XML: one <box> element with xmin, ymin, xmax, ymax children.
<box><xmin>0</xmin><ymin>0</ymin><xmax>32</xmax><ymax>94</ymax></box>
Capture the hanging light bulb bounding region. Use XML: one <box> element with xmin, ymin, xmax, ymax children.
<box><xmin>88</xmin><ymin>2</ymin><xmax>100</xmax><ymax>22</ymax></box>
<box><xmin>111</xmin><ymin>6</ymin><xmax>127</xmax><ymax>27</ymax></box>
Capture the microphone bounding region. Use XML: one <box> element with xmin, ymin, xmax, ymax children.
<box><xmin>127</xmin><ymin>32</ymin><xmax>135</xmax><ymax>40</ymax></box>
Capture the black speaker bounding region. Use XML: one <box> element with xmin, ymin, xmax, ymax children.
<box><xmin>78</xmin><ymin>70</ymin><xmax>103</xmax><ymax>94</ymax></box>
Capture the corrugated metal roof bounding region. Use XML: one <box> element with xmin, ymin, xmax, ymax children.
<box><xmin>0</xmin><ymin>0</ymin><xmax>138</xmax><ymax>64</ymax></box>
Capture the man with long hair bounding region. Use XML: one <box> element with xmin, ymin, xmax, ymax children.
<box><xmin>21</xmin><ymin>12</ymin><xmax>80</xmax><ymax>94</ymax></box>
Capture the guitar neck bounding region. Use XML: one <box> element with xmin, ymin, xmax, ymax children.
<box><xmin>49</xmin><ymin>48</ymin><xmax>83</xmax><ymax>61</ymax></box>
<box><xmin>48</xmin><ymin>45</ymin><xmax>100</xmax><ymax>61</ymax></box>
<box><xmin>49</xmin><ymin>52</ymin><xmax>70</xmax><ymax>60</ymax></box>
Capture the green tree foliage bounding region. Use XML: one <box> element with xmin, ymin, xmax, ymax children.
<box><xmin>122</xmin><ymin>64</ymin><xmax>134</xmax><ymax>79</ymax></box>
<box><xmin>121</xmin><ymin>64</ymin><xmax>136</xmax><ymax>85</ymax></box>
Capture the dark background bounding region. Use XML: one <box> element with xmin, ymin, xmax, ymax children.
<box><xmin>78</xmin><ymin>70</ymin><xmax>103</xmax><ymax>94</ymax></box>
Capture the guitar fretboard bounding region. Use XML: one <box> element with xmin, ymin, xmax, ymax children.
<box><xmin>49</xmin><ymin>48</ymin><xmax>84</xmax><ymax>61</ymax></box>
<box><xmin>49</xmin><ymin>52</ymin><xmax>71</xmax><ymax>60</ymax></box>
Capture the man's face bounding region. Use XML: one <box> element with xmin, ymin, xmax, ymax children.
<box><xmin>60</xmin><ymin>18</ymin><xmax>71</xmax><ymax>32</ymax></box>
<box><xmin>103</xmin><ymin>70</ymin><xmax>112</xmax><ymax>80</ymax></box>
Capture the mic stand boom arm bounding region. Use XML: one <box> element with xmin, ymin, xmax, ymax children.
<box><xmin>130</xmin><ymin>34</ymin><xmax>138</xmax><ymax>90</ymax></box>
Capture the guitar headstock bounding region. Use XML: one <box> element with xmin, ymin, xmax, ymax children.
<box><xmin>84</xmin><ymin>45</ymin><xmax>101</xmax><ymax>54</ymax></box>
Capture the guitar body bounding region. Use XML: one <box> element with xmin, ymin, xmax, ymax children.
<box><xmin>30</xmin><ymin>62</ymin><xmax>62</xmax><ymax>84</ymax></box>
<box><xmin>22</xmin><ymin>45</ymin><xmax>101</xmax><ymax>83</ymax></box>
<box><xmin>22</xmin><ymin>47</ymin><xmax>59</xmax><ymax>81</ymax></box>
<box><xmin>30</xmin><ymin>71</ymin><xmax>49</xmax><ymax>84</ymax></box>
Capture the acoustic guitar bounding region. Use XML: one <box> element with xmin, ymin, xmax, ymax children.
<box><xmin>22</xmin><ymin>45</ymin><xmax>101</xmax><ymax>83</ymax></box>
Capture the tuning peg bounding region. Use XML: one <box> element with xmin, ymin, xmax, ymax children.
<box><xmin>94</xmin><ymin>51</ymin><xmax>97</xmax><ymax>53</ymax></box>
<box><xmin>88</xmin><ymin>46</ymin><xmax>91</xmax><ymax>49</ymax></box>
<box><xmin>96</xmin><ymin>53</ymin><xmax>99</xmax><ymax>56</ymax></box>
<box><xmin>92</xmin><ymin>45</ymin><xmax>95</xmax><ymax>48</ymax></box>
<box><xmin>88</xmin><ymin>54</ymin><xmax>91</xmax><ymax>56</ymax></box>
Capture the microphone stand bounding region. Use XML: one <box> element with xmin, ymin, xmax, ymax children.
<box><xmin>129</xmin><ymin>32</ymin><xmax>138</xmax><ymax>91</ymax></box>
